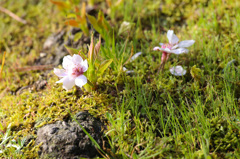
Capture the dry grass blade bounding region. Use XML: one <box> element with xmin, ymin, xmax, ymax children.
<box><xmin>123</xmin><ymin>45</ymin><xmax>134</xmax><ymax>65</ymax></box>
<box><xmin>0</xmin><ymin>6</ymin><xmax>27</xmax><ymax>24</ymax></box>
<box><xmin>95</xmin><ymin>147</ymin><xmax>110</xmax><ymax>159</ymax></box>
<box><xmin>14</xmin><ymin>65</ymin><xmax>54</xmax><ymax>72</ymax></box>
<box><xmin>88</xmin><ymin>34</ymin><xmax>94</xmax><ymax>63</ymax></box>
<box><xmin>94</xmin><ymin>36</ymin><xmax>101</xmax><ymax>57</ymax></box>
<box><xmin>130</xmin><ymin>141</ymin><xmax>148</xmax><ymax>158</ymax></box>
<box><xmin>0</xmin><ymin>51</ymin><xmax>6</xmax><ymax>79</ymax></box>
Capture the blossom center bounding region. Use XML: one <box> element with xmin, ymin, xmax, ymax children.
<box><xmin>68</xmin><ymin>64</ymin><xmax>84</xmax><ymax>78</ymax></box>
<box><xmin>161</xmin><ymin>44</ymin><xmax>172</xmax><ymax>50</ymax></box>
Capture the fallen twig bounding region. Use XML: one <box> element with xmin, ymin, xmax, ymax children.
<box><xmin>0</xmin><ymin>6</ymin><xmax>27</xmax><ymax>24</ymax></box>
<box><xmin>14</xmin><ymin>65</ymin><xmax>54</xmax><ymax>72</ymax></box>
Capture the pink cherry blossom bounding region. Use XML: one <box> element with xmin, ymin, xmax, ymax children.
<box><xmin>54</xmin><ymin>54</ymin><xmax>88</xmax><ymax>90</ymax></box>
<box><xmin>153</xmin><ymin>30</ymin><xmax>195</xmax><ymax>55</ymax></box>
<box><xmin>153</xmin><ymin>30</ymin><xmax>195</xmax><ymax>71</ymax></box>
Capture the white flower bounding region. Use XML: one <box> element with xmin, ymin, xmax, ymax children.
<box><xmin>153</xmin><ymin>30</ymin><xmax>195</xmax><ymax>55</ymax></box>
<box><xmin>54</xmin><ymin>54</ymin><xmax>88</xmax><ymax>90</ymax></box>
<box><xmin>170</xmin><ymin>65</ymin><xmax>186</xmax><ymax>76</ymax></box>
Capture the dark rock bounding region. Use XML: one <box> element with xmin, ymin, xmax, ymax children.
<box><xmin>35</xmin><ymin>27</ymin><xmax>92</xmax><ymax>67</ymax></box>
<box><xmin>43</xmin><ymin>30</ymin><xmax>65</xmax><ymax>50</ymax></box>
<box><xmin>35</xmin><ymin>111</ymin><xmax>103</xmax><ymax>159</ymax></box>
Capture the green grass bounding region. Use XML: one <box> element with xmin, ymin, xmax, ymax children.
<box><xmin>0</xmin><ymin>0</ymin><xmax>240</xmax><ymax>158</ymax></box>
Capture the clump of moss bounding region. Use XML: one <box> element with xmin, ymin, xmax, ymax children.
<box><xmin>209</xmin><ymin>117</ymin><xmax>240</xmax><ymax>153</ymax></box>
<box><xmin>0</xmin><ymin>70</ymin><xmax>120</xmax><ymax>157</ymax></box>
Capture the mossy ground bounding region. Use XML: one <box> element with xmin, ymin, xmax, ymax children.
<box><xmin>0</xmin><ymin>0</ymin><xmax>240</xmax><ymax>158</ymax></box>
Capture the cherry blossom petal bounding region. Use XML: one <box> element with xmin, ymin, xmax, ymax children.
<box><xmin>62</xmin><ymin>78</ymin><xmax>75</xmax><ymax>90</ymax></box>
<box><xmin>122</xmin><ymin>67</ymin><xmax>134</xmax><ymax>74</ymax></box>
<box><xmin>167</xmin><ymin>30</ymin><xmax>179</xmax><ymax>45</ymax></box>
<box><xmin>72</xmin><ymin>54</ymin><xmax>83</xmax><ymax>65</ymax></box>
<box><xmin>167</xmin><ymin>30</ymin><xmax>174</xmax><ymax>42</ymax></box>
<box><xmin>126</xmin><ymin>70</ymin><xmax>135</xmax><ymax>74</ymax></box>
<box><xmin>130</xmin><ymin>52</ymin><xmax>142</xmax><ymax>62</ymax></box>
<box><xmin>62</xmin><ymin>55</ymin><xmax>73</xmax><ymax>69</ymax></box>
<box><xmin>154</xmin><ymin>47</ymin><xmax>172</xmax><ymax>53</ymax></box>
<box><xmin>75</xmin><ymin>75</ymin><xmax>88</xmax><ymax>88</ymax></box>
<box><xmin>170</xmin><ymin>48</ymin><xmax>189</xmax><ymax>54</ymax></box>
<box><xmin>54</xmin><ymin>68</ymin><xmax>67</xmax><ymax>77</ymax></box>
<box><xmin>56</xmin><ymin>78</ymin><xmax>64</xmax><ymax>84</ymax></box>
<box><xmin>170</xmin><ymin>66</ymin><xmax>186</xmax><ymax>76</ymax></box>
<box><xmin>153</xmin><ymin>46</ymin><xmax>161</xmax><ymax>51</ymax></box>
<box><xmin>56</xmin><ymin>76</ymin><xmax>75</xmax><ymax>90</ymax></box>
<box><xmin>171</xmin><ymin>44</ymin><xmax>179</xmax><ymax>50</ymax></box>
<box><xmin>81</xmin><ymin>60</ymin><xmax>88</xmax><ymax>72</ymax></box>
<box><xmin>178</xmin><ymin>40</ymin><xmax>195</xmax><ymax>48</ymax></box>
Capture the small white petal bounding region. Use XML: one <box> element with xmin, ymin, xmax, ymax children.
<box><xmin>126</xmin><ymin>70</ymin><xmax>134</xmax><ymax>74</ymax></box>
<box><xmin>170</xmin><ymin>34</ymin><xmax>179</xmax><ymax>45</ymax></box>
<box><xmin>154</xmin><ymin>47</ymin><xmax>173</xmax><ymax>53</ymax></box>
<box><xmin>178</xmin><ymin>40</ymin><xmax>195</xmax><ymax>48</ymax></box>
<box><xmin>153</xmin><ymin>46</ymin><xmax>161</xmax><ymax>51</ymax></box>
<box><xmin>57</xmin><ymin>76</ymin><xmax>75</xmax><ymax>90</ymax></box>
<box><xmin>56</xmin><ymin>78</ymin><xmax>64</xmax><ymax>84</ymax></box>
<box><xmin>81</xmin><ymin>60</ymin><xmax>88</xmax><ymax>72</ymax></box>
<box><xmin>75</xmin><ymin>75</ymin><xmax>87</xmax><ymax>88</ymax></box>
<box><xmin>122</xmin><ymin>67</ymin><xmax>134</xmax><ymax>74</ymax></box>
<box><xmin>62</xmin><ymin>55</ymin><xmax>73</xmax><ymax>69</ymax></box>
<box><xmin>171</xmin><ymin>44</ymin><xmax>178</xmax><ymax>50</ymax></box>
<box><xmin>72</xmin><ymin>54</ymin><xmax>83</xmax><ymax>65</ymax></box>
<box><xmin>167</xmin><ymin>30</ymin><xmax>174</xmax><ymax>42</ymax></box>
<box><xmin>170</xmin><ymin>48</ymin><xmax>189</xmax><ymax>54</ymax></box>
<box><xmin>170</xmin><ymin>66</ymin><xmax>186</xmax><ymax>76</ymax></box>
<box><xmin>167</xmin><ymin>30</ymin><xmax>179</xmax><ymax>45</ymax></box>
<box><xmin>54</xmin><ymin>68</ymin><xmax>67</xmax><ymax>77</ymax></box>
<box><xmin>130</xmin><ymin>52</ymin><xmax>142</xmax><ymax>62</ymax></box>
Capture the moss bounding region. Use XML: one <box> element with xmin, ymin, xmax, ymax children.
<box><xmin>209</xmin><ymin>117</ymin><xmax>240</xmax><ymax>153</ymax></box>
<box><xmin>1</xmin><ymin>0</ymin><xmax>240</xmax><ymax>158</ymax></box>
<box><xmin>0</xmin><ymin>71</ymin><xmax>118</xmax><ymax>157</ymax></box>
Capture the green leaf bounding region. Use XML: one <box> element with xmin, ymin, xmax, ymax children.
<box><xmin>87</xmin><ymin>14</ymin><xmax>101</xmax><ymax>33</ymax></box>
<box><xmin>97</xmin><ymin>11</ymin><xmax>111</xmax><ymax>32</ymax></box>
<box><xmin>64</xmin><ymin>45</ymin><xmax>87</xmax><ymax>60</ymax></box>
<box><xmin>79</xmin><ymin>24</ymin><xmax>89</xmax><ymax>36</ymax></box>
<box><xmin>132</xmin><ymin>153</ymin><xmax>138</xmax><ymax>159</ymax></box>
<box><xmin>97</xmin><ymin>59</ymin><xmax>113</xmax><ymax>76</ymax></box>
<box><xmin>72</xmin><ymin>0</ymin><xmax>81</xmax><ymax>5</ymax></box>
<box><xmin>106</xmin><ymin>112</ymin><xmax>114</xmax><ymax>124</ymax></box>
<box><xmin>74</xmin><ymin>32</ymin><xmax>83</xmax><ymax>42</ymax></box>
<box><xmin>66</xmin><ymin>13</ymin><xmax>76</xmax><ymax>18</ymax></box>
